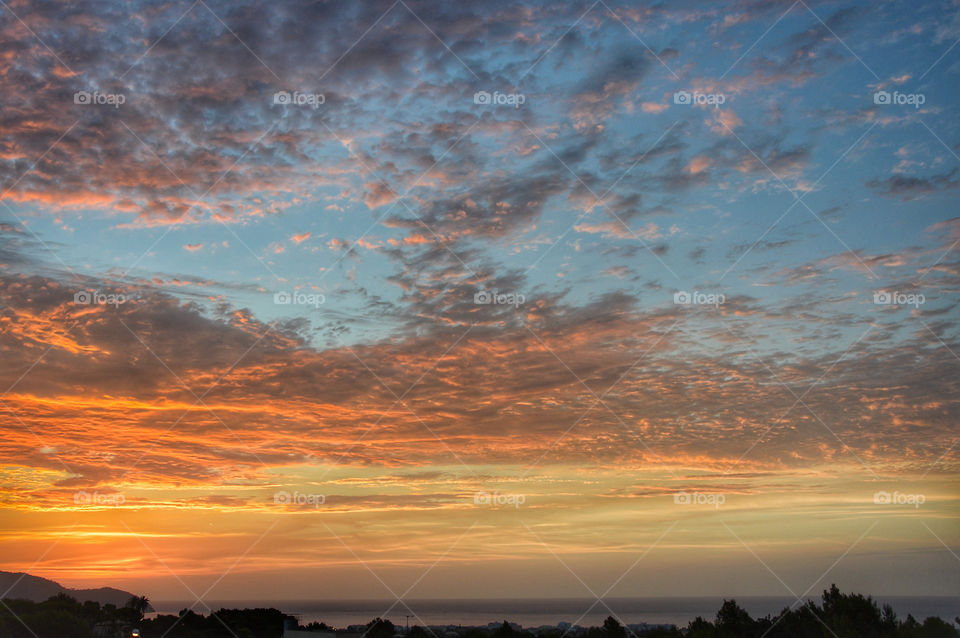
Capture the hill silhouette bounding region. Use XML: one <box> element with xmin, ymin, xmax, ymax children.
<box><xmin>0</xmin><ymin>571</ymin><xmax>148</xmax><ymax>609</ymax></box>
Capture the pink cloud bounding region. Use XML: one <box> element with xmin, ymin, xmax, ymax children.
<box><xmin>641</xmin><ymin>102</ymin><xmax>670</xmax><ymax>114</ymax></box>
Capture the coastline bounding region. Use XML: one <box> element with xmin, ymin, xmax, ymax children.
<box><xmin>144</xmin><ymin>596</ymin><xmax>960</xmax><ymax>629</ymax></box>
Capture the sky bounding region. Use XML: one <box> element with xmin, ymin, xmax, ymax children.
<box><xmin>0</xmin><ymin>0</ymin><xmax>959</xmax><ymax>607</ymax></box>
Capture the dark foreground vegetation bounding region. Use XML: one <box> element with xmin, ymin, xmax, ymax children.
<box><xmin>0</xmin><ymin>586</ymin><xmax>956</xmax><ymax>638</ymax></box>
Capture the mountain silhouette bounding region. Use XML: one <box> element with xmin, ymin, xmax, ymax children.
<box><xmin>0</xmin><ymin>571</ymin><xmax>149</xmax><ymax>609</ymax></box>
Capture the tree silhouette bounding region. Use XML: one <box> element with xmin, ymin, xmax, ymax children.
<box><xmin>602</xmin><ymin>616</ymin><xmax>627</xmax><ymax>638</ymax></box>
<box><xmin>408</xmin><ymin>626</ymin><xmax>431</xmax><ymax>638</ymax></box>
<box><xmin>365</xmin><ymin>616</ymin><xmax>396</xmax><ymax>638</ymax></box>
<box><xmin>0</xmin><ymin>586</ymin><xmax>956</xmax><ymax>638</ymax></box>
<box><xmin>715</xmin><ymin>600</ymin><xmax>757</xmax><ymax>638</ymax></box>
<box><xmin>125</xmin><ymin>595</ymin><xmax>151</xmax><ymax>622</ymax></box>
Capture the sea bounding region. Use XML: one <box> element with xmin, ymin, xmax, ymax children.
<box><xmin>146</xmin><ymin>597</ymin><xmax>960</xmax><ymax>628</ymax></box>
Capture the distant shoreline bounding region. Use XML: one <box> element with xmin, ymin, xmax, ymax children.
<box><xmin>144</xmin><ymin>595</ymin><xmax>960</xmax><ymax>629</ymax></box>
<box><xmin>5</xmin><ymin>588</ymin><xmax>957</xmax><ymax>638</ymax></box>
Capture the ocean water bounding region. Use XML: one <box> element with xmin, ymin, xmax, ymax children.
<box><xmin>147</xmin><ymin>597</ymin><xmax>960</xmax><ymax>628</ymax></box>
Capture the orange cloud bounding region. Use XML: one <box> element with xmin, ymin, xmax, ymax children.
<box><xmin>291</xmin><ymin>232</ymin><xmax>311</xmax><ymax>244</ymax></box>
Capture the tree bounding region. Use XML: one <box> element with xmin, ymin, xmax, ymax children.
<box><xmin>715</xmin><ymin>600</ymin><xmax>754</xmax><ymax>638</ymax></box>
<box><xmin>685</xmin><ymin>616</ymin><xmax>716</xmax><ymax>638</ymax></box>
<box><xmin>602</xmin><ymin>616</ymin><xmax>627</xmax><ymax>638</ymax></box>
<box><xmin>366</xmin><ymin>617</ymin><xmax>396</xmax><ymax>638</ymax></box>
<box><xmin>126</xmin><ymin>595</ymin><xmax>151</xmax><ymax>621</ymax></box>
<box><xmin>408</xmin><ymin>626</ymin><xmax>430</xmax><ymax>638</ymax></box>
<box><xmin>819</xmin><ymin>584</ymin><xmax>890</xmax><ymax>638</ymax></box>
<box><xmin>899</xmin><ymin>616</ymin><xmax>960</xmax><ymax>638</ymax></box>
<box><xmin>766</xmin><ymin>602</ymin><xmax>823</xmax><ymax>638</ymax></box>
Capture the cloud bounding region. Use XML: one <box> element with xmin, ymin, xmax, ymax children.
<box><xmin>364</xmin><ymin>182</ymin><xmax>399</xmax><ymax>209</ymax></box>
<box><xmin>290</xmin><ymin>232</ymin><xmax>311</xmax><ymax>244</ymax></box>
<box><xmin>867</xmin><ymin>169</ymin><xmax>960</xmax><ymax>200</ymax></box>
<box><xmin>709</xmin><ymin>109</ymin><xmax>743</xmax><ymax>135</ymax></box>
<box><xmin>688</xmin><ymin>155</ymin><xmax>712</xmax><ymax>175</ymax></box>
<box><xmin>0</xmin><ymin>0</ymin><xmax>958</xmax><ymax>598</ymax></box>
<box><xmin>2</xmin><ymin>257</ymin><xmax>956</xmax><ymax>499</ymax></box>
<box><xmin>641</xmin><ymin>102</ymin><xmax>670</xmax><ymax>114</ymax></box>
<box><xmin>574</xmin><ymin>221</ymin><xmax>661</xmax><ymax>240</ymax></box>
